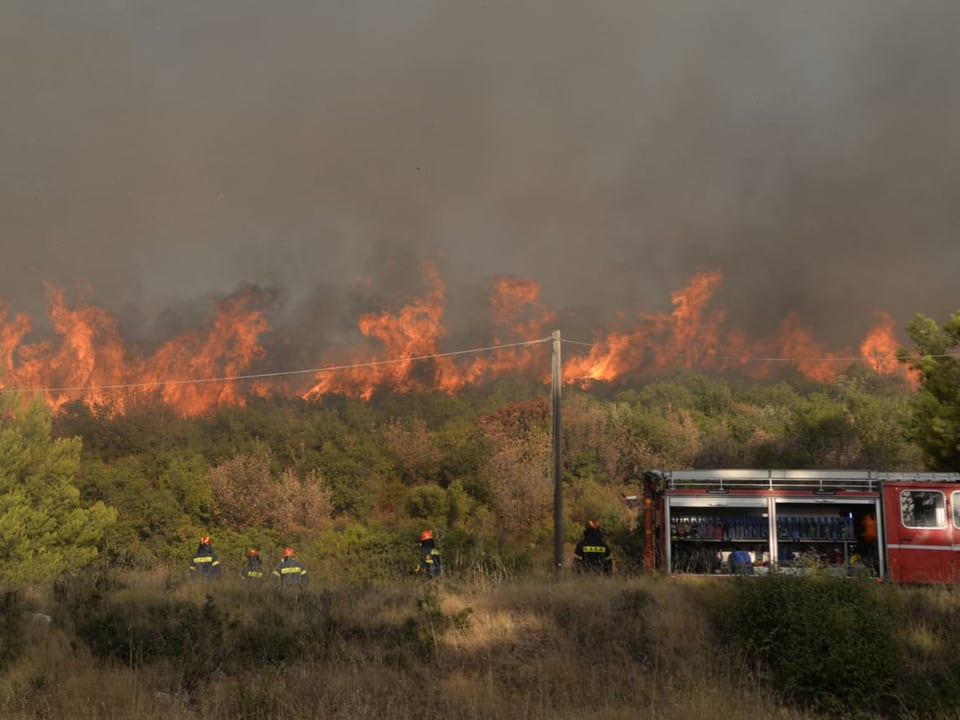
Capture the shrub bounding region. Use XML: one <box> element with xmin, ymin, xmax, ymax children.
<box><xmin>716</xmin><ymin>575</ymin><xmax>901</xmax><ymax>715</ymax></box>
<box><xmin>438</xmin><ymin>526</ymin><xmax>533</xmax><ymax>579</ymax></box>
<box><xmin>893</xmin><ymin>587</ymin><xmax>960</xmax><ymax>714</ymax></box>
<box><xmin>405</xmin><ymin>484</ymin><xmax>447</xmax><ymax>521</ymax></box>
<box><xmin>0</xmin><ymin>589</ymin><xmax>25</xmax><ymax>673</ymax></box>
<box><xmin>307</xmin><ymin>525</ymin><xmax>412</xmax><ymax>582</ymax></box>
<box><xmin>208</xmin><ymin>444</ymin><xmax>333</xmax><ymax>534</ymax></box>
<box><xmin>54</xmin><ymin>573</ymin><xmax>229</xmax><ymax>691</ymax></box>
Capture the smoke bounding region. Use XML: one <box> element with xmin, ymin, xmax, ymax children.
<box><xmin>2</xmin><ymin>0</ymin><xmax>959</xmax><ymax>357</ymax></box>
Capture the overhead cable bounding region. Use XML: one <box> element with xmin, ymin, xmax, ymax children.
<box><xmin>0</xmin><ymin>337</ymin><xmax>552</xmax><ymax>395</ymax></box>
<box><xmin>3</xmin><ymin>333</ymin><xmax>956</xmax><ymax>396</ymax></box>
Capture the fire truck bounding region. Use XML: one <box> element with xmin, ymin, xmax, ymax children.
<box><xmin>633</xmin><ymin>469</ymin><xmax>960</xmax><ymax>583</ymax></box>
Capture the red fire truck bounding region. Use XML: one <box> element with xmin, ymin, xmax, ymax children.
<box><xmin>636</xmin><ymin>469</ymin><xmax>960</xmax><ymax>584</ymax></box>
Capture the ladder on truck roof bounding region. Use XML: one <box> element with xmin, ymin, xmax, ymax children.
<box><xmin>662</xmin><ymin>469</ymin><xmax>960</xmax><ymax>493</ymax></box>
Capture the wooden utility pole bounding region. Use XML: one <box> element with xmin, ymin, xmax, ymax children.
<box><xmin>552</xmin><ymin>329</ymin><xmax>564</xmax><ymax>571</ymax></box>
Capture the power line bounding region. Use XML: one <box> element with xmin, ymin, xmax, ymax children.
<box><xmin>0</xmin><ymin>337</ymin><xmax>552</xmax><ymax>395</ymax></box>
<box><xmin>2</xmin><ymin>332</ymin><xmax>955</xmax><ymax>397</ymax></box>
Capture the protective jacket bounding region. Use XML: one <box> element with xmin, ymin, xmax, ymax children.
<box><xmin>573</xmin><ymin>528</ymin><xmax>612</xmax><ymax>574</ymax></box>
<box><xmin>241</xmin><ymin>555</ymin><xmax>264</xmax><ymax>581</ymax></box>
<box><xmin>190</xmin><ymin>543</ymin><xmax>222</xmax><ymax>579</ymax></box>
<box><xmin>273</xmin><ymin>557</ymin><xmax>308</xmax><ymax>586</ymax></box>
<box><xmin>419</xmin><ymin>539</ymin><xmax>442</xmax><ymax>579</ymax></box>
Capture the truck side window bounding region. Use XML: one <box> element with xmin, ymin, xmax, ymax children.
<box><xmin>953</xmin><ymin>492</ymin><xmax>960</xmax><ymax>528</ymax></box>
<box><xmin>900</xmin><ymin>490</ymin><xmax>945</xmax><ymax>529</ymax></box>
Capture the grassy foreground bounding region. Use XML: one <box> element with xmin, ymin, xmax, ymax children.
<box><xmin>2</xmin><ymin>569</ymin><xmax>960</xmax><ymax>720</ymax></box>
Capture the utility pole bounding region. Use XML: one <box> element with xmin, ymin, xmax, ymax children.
<box><xmin>552</xmin><ymin>329</ymin><xmax>563</xmax><ymax>572</ymax></box>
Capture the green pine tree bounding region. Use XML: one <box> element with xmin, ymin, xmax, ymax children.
<box><xmin>0</xmin><ymin>394</ymin><xmax>117</xmax><ymax>582</ymax></box>
<box><xmin>898</xmin><ymin>310</ymin><xmax>960</xmax><ymax>470</ymax></box>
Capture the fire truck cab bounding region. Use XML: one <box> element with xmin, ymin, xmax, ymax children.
<box><xmin>652</xmin><ymin>469</ymin><xmax>960</xmax><ymax>583</ymax></box>
<box><xmin>883</xmin><ymin>475</ymin><xmax>960</xmax><ymax>583</ymax></box>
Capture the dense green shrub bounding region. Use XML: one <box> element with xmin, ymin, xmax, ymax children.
<box><xmin>74</xmin><ymin>594</ymin><xmax>229</xmax><ymax>690</ymax></box>
<box><xmin>0</xmin><ymin>589</ymin><xmax>25</xmax><ymax>673</ymax></box>
<box><xmin>54</xmin><ymin>572</ymin><xmax>231</xmax><ymax>690</ymax></box>
<box><xmin>405</xmin><ymin>483</ymin><xmax>447</xmax><ymax>521</ymax></box>
<box><xmin>307</xmin><ymin>525</ymin><xmax>413</xmax><ymax>582</ymax></box>
<box><xmin>715</xmin><ymin>575</ymin><xmax>901</xmax><ymax>715</ymax></box>
<box><xmin>438</xmin><ymin>526</ymin><xmax>534</xmax><ymax>579</ymax></box>
<box><xmin>51</xmin><ymin>570</ymin><xmax>125</xmax><ymax>632</ymax></box>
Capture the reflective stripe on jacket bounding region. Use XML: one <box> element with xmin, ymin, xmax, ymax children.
<box><xmin>273</xmin><ymin>559</ymin><xmax>308</xmax><ymax>585</ymax></box>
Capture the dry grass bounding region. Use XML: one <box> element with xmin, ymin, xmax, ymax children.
<box><xmin>0</xmin><ymin>572</ymin><xmax>890</xmax><ymax>720</ymax></box>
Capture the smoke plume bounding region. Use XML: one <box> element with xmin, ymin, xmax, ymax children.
<box><xmin>3</xmin><ymin>1</ymin><xmax>959</xmax><ymax>361</ymax></box>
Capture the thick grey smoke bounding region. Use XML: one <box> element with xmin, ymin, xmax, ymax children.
<box><xmin>2</xmin><ymin>1</ymin><xmax>959</xmax><ymax>357</ymax></box>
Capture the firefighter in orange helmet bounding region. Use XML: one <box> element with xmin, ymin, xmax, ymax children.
<box><xmin>190</xmin><ymin>535</ymin><xmax>222</xmax><ymax>580</ymax></box>
<box><xmin>241</xmin><ymin>548</ymin><xmax>264</xmax><ymax>581</ymax></box>
<box><xmin>573</xmin><ymin>520</ymin><xmax>613</xmax><ymax>575</ymax></box>
<box><xmin>417</xmin><ymin>529</ymin><xmax>442</xmax><ymax>580</ymax></box>
<box><xmin>273</xmin><ymin>546</ymin><xmax>308</xmax><ymax>587</ymax></box>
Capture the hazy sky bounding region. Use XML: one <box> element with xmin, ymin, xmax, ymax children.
<box><xmin>3</xmin><ymin>1</ymin><xmax>959</xmax><ymax>355</ymax></box>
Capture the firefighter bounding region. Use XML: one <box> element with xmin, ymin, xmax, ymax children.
<box><xmin>240</xmin><ymin>548</ymin><xmax>264</xmax><ymax>581</ymax></box>
<box><xmin>417</xmin><ymin>529</ymin><xmax>443</xmax><ymax>580</ymax></box>
<box><xmin>728</xmin><ymin>548</ymin><xmax>754</xmax><ymax>575</ymax></box>
<box><xmin>273</xmin><ymin>546</ymin><xmax>308</xmax><ymax>587</ymax></box>
<box><xmin>859</xmin><ymin>512</ymin><xmax>879</xmax><ymax>571</ymax></box>
<box><xmin>190</xmin><ymin>535</ymin><xmax>222</xmax><ymax>579</ymax></box>
<box><xmin>573</xmin><ymin>520</ymin><xmax>613</xmax><ymax>575</ymax></box>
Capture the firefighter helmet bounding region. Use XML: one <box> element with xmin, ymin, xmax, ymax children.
<box><xmin>200</xmin><ymin>535</ymin><xmax>211</xmax><ymax>545</ymax></box>
<box><xmin>586</xmin><ymin>520</ymin><xmax>599</xmax><ymax>531</ymax></box>
<box><xmin>246</xmin><ymin>548</ymin><xmax>259</xmax><ymax>557</ymax></box>
<box><xmin>419</xmin><ymin>529</ymin><xmax>433</xmax><ymax>542</ymax></box>
<box><xmin>282</xmin><ymin>547</ymin><xmax>295</xmax><ymax>557</ymax></box>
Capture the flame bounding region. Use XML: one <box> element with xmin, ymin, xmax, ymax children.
<box><xmin>140</xmin><ymin>292</ymin><xmax>270</xmax><ymax>413</ymax></box>
<box><xmin>490</xmin><ymin>277</ymin><xmax>557</xmax><ymax>340</ymax></box>
<box><xmin>860</xmin><ymin>311</ymin><xmax>919</xmax><ymax>388</ymax></box>
<box><xmin>303</xmin><ymin>263</ymin><xmax>452</xmax><ymax>400</ymax></box>
<box><xmin>1</xmin><ymin>265</ymin><xmax>919</xmax><ymax>416</ymax></box>
<box><xmin>1</xmin><ymin>286</ymin><xmax>270</xmax><ymax>415</ymax></box>
<box><xmin>564</xmin><ymin>271</ymin><xmax>915</xmax><ymax>387</ymax></box>
<box><xmin>302</xmin><ymin>264</ymin><xmax>557</xmax><ymax>399</ymax></box>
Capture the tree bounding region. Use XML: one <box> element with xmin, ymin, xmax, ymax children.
<box><xmin>898</xmin><ymin>311</ymin><xmax>960</xmax><ymax>470</ymax></box>
<box><xmin>480</xmin><ymin>400</ymin><xmax>552</xmax><ymax>536</ymax></box>
<box><xmin>381</xmin><ymin>416</ymin><xmax>442</xmax><ymax>484</ymax></box>
<box><xmin>208</xmin><ymin>442</ymin><xmax>333</xmax><ymax>533</ymax></box>
<box><xmin>0</xmin><ymin>395</ymin><xmax>116</xmax><ymax>582</ymax></box>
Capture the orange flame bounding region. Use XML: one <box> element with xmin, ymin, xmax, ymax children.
<box><xmin>303</xmin><ymin>263</ymin><xmax>454</xmax><ymax>400</ymax></box>
<box><xmin>562</xmin><ymin>271</ymin><xmax>725</xmax><ymax>382</ymax></box>
<box><xmin>302</xmin><ymin>265</ymin><xmax>557</xmax><ymax>399</ymax></box>
<box><xmin>860</xmin><ymin>311</ymin><xmax>919</xmax><ymax>388</ymax></box>
<box><xmin>1</xmin><ymin>266</ymin><xmax>918</xmax><ymax>415</ymax></box>
<box><xmin>1</xmin><ymin>286</ymin><xmax>270</xmax><ymax>415</ymax></box>
<box><xmin>564</xmin><ymin>271</ymin><xmax>914</xmax><ymax>387</ymax></box>
<box><xmin>140</xmin><ymin>292</ymin><xmax>270</xmax><ymax>412</ymax></box>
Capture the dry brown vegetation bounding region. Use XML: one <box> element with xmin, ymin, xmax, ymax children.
<box><xmin>208</xmin><ymin>442</ymin><xmax>334</xmax><ymax>533</ymax></box>
<box><xmin>0</xmin><ymin>570</ymin><xmax>852</xmax><ymax>720</ymax></box>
